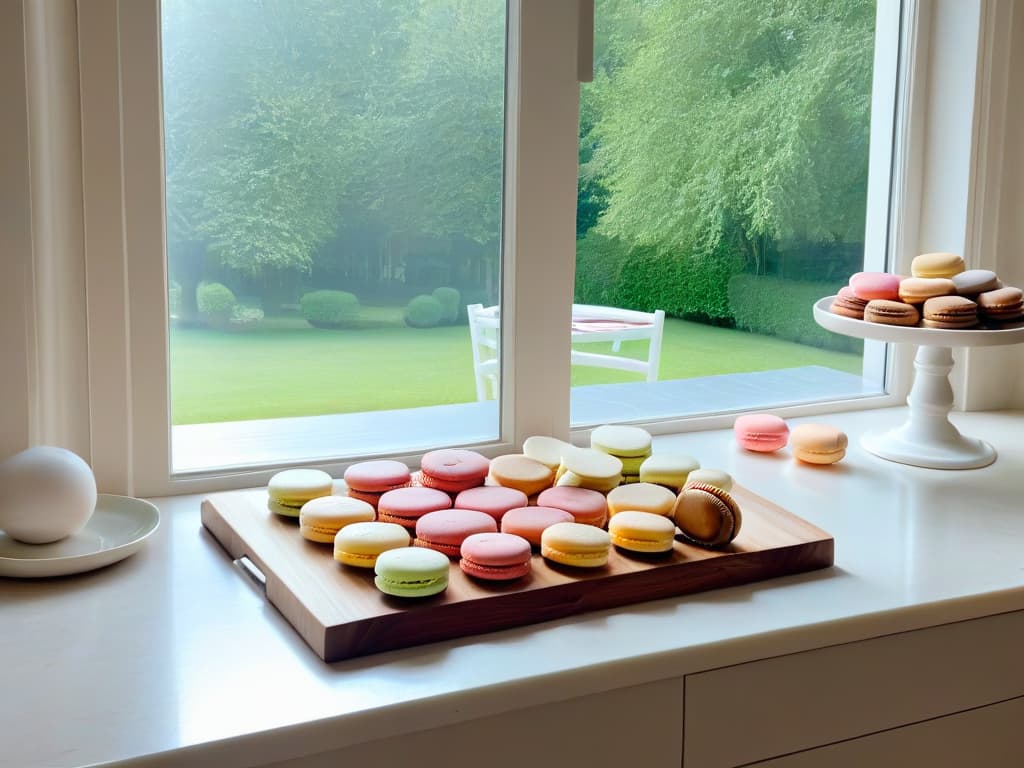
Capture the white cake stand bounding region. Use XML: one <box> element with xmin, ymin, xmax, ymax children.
<box><xmin>814</xmin><ymin>297</ymin><xmax>1024</xmax><ymax>469</ymax></box>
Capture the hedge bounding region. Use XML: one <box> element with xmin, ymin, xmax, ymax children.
<box><xmin>300</xmin><ymin>290</ymin><xmax>360</xmax><ymax>329</ymax></box>
<box><xmin>404</xmin><ymin>295</ymin><xmax>444</xmax><ymax>328</ymax></box>
<box><xmin>197</xmin><ymin>282</ymin><xmax>236</xmax><ymax>327</ymax></box>
<box><xmin>431</xmin><ymin>286</ymin><xmax>461</xmax><ymax>324</ymax></box>
<box><xmin>727</xmin><ymin>275</ymin><xmax>860</xmax><ymax>352</ymax></box>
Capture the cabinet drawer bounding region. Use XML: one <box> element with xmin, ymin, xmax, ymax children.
<box><xmin>684</xmin><ymin>610</ymin><xmax>1024</xmax><ymax>767</ymax></box>
<box><xmin>750</xmin><ymin>696</ymin><xmax>1024</xmax><ymax>767</ymax></box>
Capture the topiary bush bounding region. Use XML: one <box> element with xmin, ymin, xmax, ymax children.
<box><xmin>432</xmin><ymin>286</ymin><xmax>461</xmax><ymax>325</ymax></box>
<box><xmin>197</xmin><ymin>282</ymin><xmax>237</xmax><ymax>327</ymax></box>
<box><xmin>299</xmin><ymin>290</ymin><xmax>360</xmax><ymax>329</ymax></box>
<box><xmin>229</xmin><ymin>305</ymin><xmax>264</xmax><ymax>330</ymax></box>
<box><xmin>728</xmin><ymin>275</ymin><xmax>860</xmax><ymax>352</ymax></box>
<box><xmin>404</xmin><ymin>295</ymin><xmax>444</xmax><ymax>328</ymax></box>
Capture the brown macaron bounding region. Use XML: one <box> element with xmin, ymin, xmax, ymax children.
<box><xmin>976</xmin><ymin>286</ymin><xmax>1024</xmax><ymax>324</ymax></box>
<box><xmin>830</xmin><ymin>286</ymin><xmax>868</xmax><ymax>319</ymax></box>
<box><xmin>673</xmin><ymin>482</ymin><xmax>742</xmax><ymax>549</ymax></box>
<box><xmin>863</xmin><ymin>299</ymin><xmax>920</xmax><ymax>327</ymax></box>
<box><xmin>921</xmin><ymin>296</ymin><xmax>979</xmax><ymax>329</ymax></box>
<box><xmin>898</xmin><ymin>277</ymin><xmax>956</xmax><ymax>305</ymax></box>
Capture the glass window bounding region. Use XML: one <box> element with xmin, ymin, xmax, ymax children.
<box><xmin>161</xmin><ymin>0</ymin><xmax>507</xmax><ymax>472</ymax></box>
<box><xmin>572</xmin><ymin>0</ymin><xmax>890</xmax><ymax>426</ymax></box>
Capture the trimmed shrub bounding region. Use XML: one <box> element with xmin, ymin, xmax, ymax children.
<box><xmin>575</xmin><ymin>232</ymin><xmax>631</xmax><ymax>307</ymax></box>
<box><xmin>404</xmin><ymin>294</ymin><xmax>444</xmax><ymax>328</ymax></box>
<box><xmin>300</xmin><ymin>290</ymin><xmax>360</xmax><ymax>329</ymax></box>
<box><xmin>197</xmin><ymin>282</ymin><xmax>236</xmax><ymax>327</ymax></box>
<box><xmin>728</xmin><ymin>275</ymin><xmax>860</xmax><ymax>353</ymax></box>
<box><xmin>432</xmin><ymin>286</ymin><xmax>461</xmax><ymax>325</ymax></box>
<box><xmin>229</xmin><ymin>305</ymin><xmax>264</xmax><ymax>329</ymax></box>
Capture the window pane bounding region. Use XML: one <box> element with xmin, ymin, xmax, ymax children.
<box><xmin>573</xmin><ymin>0</ymin><xmax>887</xmax><ymax>425</ymax></box>
<box><xmin>161</xmin><ymin>0</ymin><xmax>506</xmax><ymax>471</ymax></box>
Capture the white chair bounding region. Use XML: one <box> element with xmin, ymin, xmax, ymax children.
<box><xmin>467</xmin><ymin>303</ymin><xmax>501</xmax><ymax>401</ymax></box>
<box><xmin>467</xmin><ymin>303</ymin><xmax>666</xmax><ymax>401</ymax></box>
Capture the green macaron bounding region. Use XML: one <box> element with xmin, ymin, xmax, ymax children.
<box><xmin>374</xmin><ymin>547</ymin><xmax>450</xmax><ymax>598</ymax></box>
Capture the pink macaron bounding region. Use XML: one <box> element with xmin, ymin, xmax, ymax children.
<box><xmin>377</xmin><ymin>486</ymin><xmax>453</xmax><ymax>530</ymax></box>
<box><xmin>849</xmin><ymin>272</ymin><xmax>902</xmax><ymax>301</ymax></box>
<box><xmin>734</xmin><ymin>413</ymin><xmax>790</xmax><ymax>452</ymax></box>
<box><xmin>460</xmin><ymin>532</ymin><xmax>532</xmax><ymax>581</ymax></box>
<box><xmin>535</xmin><ymin>486</ymin><xmax>608</xmax><ymax>527</ymax></box>
<box><xmin>343</xmin><ymin>460</ymin><xmax>411</xmax><ymax>493</ymax></box>
<box><xmin>453</xmin><ymin>486</ymin><xmax>529</xmax><ymax>523</ymax></box>
<box><xmin>419</xmin><ymin>449</ymin><xmax>491</xmax><ymax>493</ymax></box>
<box><xmin>500</xmin><ymin>505</ymin><xmax>574</xmax><ymax>548</ymax></box>
<box><xmin>414</xmin><ymin>508</ymin><xmax>498</xmax><ymax>557</ymax></box>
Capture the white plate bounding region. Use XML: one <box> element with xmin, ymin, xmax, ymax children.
<box><xmin>0</xmin><ymin>494</ymin><xmax>160</xmax><ymax>578</ymax></box>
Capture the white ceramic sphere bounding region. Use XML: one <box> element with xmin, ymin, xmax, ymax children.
<box><xmin>0</xmin><ymin>446</ymin><xmax>97</xmax><ymax>544</ymax></box>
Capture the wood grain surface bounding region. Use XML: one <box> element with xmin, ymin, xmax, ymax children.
<box><xmin>201</xmin><ymin>486</ymin><xmax>833</xmax><ymax>662</ymax></box>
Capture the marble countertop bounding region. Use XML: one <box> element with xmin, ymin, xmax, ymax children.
<box><xmin>3</xmin><ymin>408</ymin><xmax>1024</xmax><ymax>768</ymax></box>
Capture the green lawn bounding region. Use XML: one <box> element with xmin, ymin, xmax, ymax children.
<box><xmin>170</xmin><ymin>310</ymin><xmax>861</xmax><ymax>424</ymax></box>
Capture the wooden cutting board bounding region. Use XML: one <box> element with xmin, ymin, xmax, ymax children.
<box><xmin>201</xmin><ymin>487</ymin><xmax>833</xmax><ymax>662</ymax></box>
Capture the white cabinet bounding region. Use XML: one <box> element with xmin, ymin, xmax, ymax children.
<box><xmin>683</xmin><ymin>610</ymin><xmax>1024</xmax><ymax>767</ymax></box>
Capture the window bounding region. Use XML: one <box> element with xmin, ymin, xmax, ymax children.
<box><xmin>15</xmin><ymin>0</ymin><xmax>998</xmax><ymax>496</ymax></box>
<box><xmin>161</xmin><ymin>0</ymin><xmax>508</xmax><ymax>473</ymax></box>
<box><xmin>570</xmin><ymin>0</ymin><xmax>897</xmax><ymax>427</ymax></box>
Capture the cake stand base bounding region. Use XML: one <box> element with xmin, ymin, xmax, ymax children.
<box><xmin>861</xmin><ymin>344</ymin><xmax>996</xmax><ymax>470</ymax></box>
<box><xmin>861</xmin><ymin>427</ymin><xmax>996</xmax><ymax>470</ymax></box>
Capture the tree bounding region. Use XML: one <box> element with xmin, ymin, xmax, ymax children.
<box><xmin>589</xmin><ymin>0</ymin><xmax>876</xmax><ymax>273</ymax></box>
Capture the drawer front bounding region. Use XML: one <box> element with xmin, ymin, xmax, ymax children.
<box><xmin>684</xmin><ymin>610</ymin><xmax>1024</xmax><ymax>768</ymax></box>
<box><xmin>750</xmin><ymin>696</ymin><xmax>1024</xmax><ymax>767</ymax></box>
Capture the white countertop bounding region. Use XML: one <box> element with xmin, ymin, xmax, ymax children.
<box><xmin>3</xmin><ymin>407</ymin><xmax>1024</xmax><ymax>768</ymax></box>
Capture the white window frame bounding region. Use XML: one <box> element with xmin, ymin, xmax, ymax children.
<box><xmin>3</xmin><ymin>0</ymin><xmax>1014</xmax><ymax>497</ymax></box>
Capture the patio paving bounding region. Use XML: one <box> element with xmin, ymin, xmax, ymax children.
<box><xmin>173</xmin><ymin>365</ymin><xmax>878</xmax><ymax>473</ymax></box>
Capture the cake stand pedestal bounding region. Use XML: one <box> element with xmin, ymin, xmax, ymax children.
<box><xmin>813</xmin><ymin>297</ymin><xmax>1024</xmax><ymax>469</ymax></box>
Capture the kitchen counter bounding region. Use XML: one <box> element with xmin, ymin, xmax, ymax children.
<box><xmin>3</xmin><ymin>407</ymin><xmax>1024</xmax><ymax>768</ymax></box>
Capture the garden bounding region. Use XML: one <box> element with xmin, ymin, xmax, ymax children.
<box><xmin>163</xmin><ymin>0</ymin><xmax>873</xmax><ymax>425</ymax></box>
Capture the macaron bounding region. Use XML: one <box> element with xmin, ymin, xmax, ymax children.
<box><xmin>849</xmin><ymin>272</ymin><xmax>902</xmax><ymax>301</ymax></box>
<box><xmin>673</xmin><ymin>483</ymin><xmax>742</xmax><ymax>549</ymax></box>
<box><xmin>898</xmin><ymin>277</ymin><xmax>956</xmax><ymax>305</ymax></box>
<box><xmin>921</xmin><ymin>296</ymin><xmax>978</xmax><ymax>329</ymax></box>
<box><xmin>453</xmin><ymin>486</ymin><xmax>529</xmax><ymax>523</ymax></box>
<box><xmin>952</xmin><ymin>269</ymin><xmax>1001</xmax><ymax>296</ymax></box>
<box><xmin>608</xmin><ymin>511</ymin><xmax>677</xmax><ymax>554</ymax></box>
<box><xmin>299</xmin><ymin>495</ymin><xmax>375</xmax><ymax>543</ymax></box>
<box><xmin>540</xmin><ymin>522</ymin><xmax>611</xmax><ymax>568</ymax></box>
<box><xmin>789</xmin><ymin>423</ymin><xmax>849</xmax><ymax>465</ymax></box>
<box><xmin>638</xmin><ymin>454</ymin><xmax>701</xmax><ymax>491</ymax></box>
<box><xmin>555</xmin><ymin>446</ymin><xmax>623</xmax><ymax>492</ymax></box>
<box><xmin>374</xmin><ymin>547</ymin><xmax>450</xmax><ymax>598</ymax></box>
<box><xmin>376</xmin><ymin>486</ymin><xmax>453</xmax><ymax>530</ymax></box>
<box><xmin>863</xmin><ymin>299</ymin><xmax>920</xmax><ymax>326</ymax></box>
<box><xmin>976</xmin><ymin>286</ymin><xmax>1024</xmax><ymax>324</ymax></box>
<box><xmin>733</xmin><ymin>413</ymin><xmax>789</xmax><ymax>452</ymax></box>
<box><xmin>684</xmin><ymin>469</ymin><xmax>733</xmax><ymax>493</ymax></box>
<box><xmin>343</xmin><ymin>460</ymin><xmax>411</xmax><ymax>493</ymax></box>
<box><xmin>590</xmin><ymin>424</ymin><xmax>653</xmax><ymax>458</ymax></box>
<box><xmin>414</xmin><ymin>509</ymin><xmax>498</xmax><ymax>557</ymax></box>
<box><xmin>488</xmin><ymin>454</ymin><xmax>555</xmax><ymax>496</ymax></box>
<box><xmin>267</xmin><ymin>468</ymin><xmax>334</xmax><ymax>514</ymax></box>
<box><xmin>460</xmin><ymin>532</ymin><xmax>532</xmax><ymax>581</ymax></box>
<box><xmin>829</xmin><ymin>286</ymin><xmax>868</xmax><ymax>319</ymax></box>
<box><xmin>333</xmin><ymin>521</ymin><xmax>410</xmax><ymax>568</ymax></box>
<box><xmin>536</xmin><ymin>486</ymin><xmax>609</xmax><ymax>527</ymax></box>
<box><xmin>522</xmin><ymin>435</ymin><xmax>571</xmax><ymax>470</ymax></box>
<box><xmin>419</xmin><ymin>449</ymin><xmax>490</xmax><ymax>493</ymax></box>
<box><xmin>911</xmin><ymin>252</ymin><xmax>965</xmax><ymax>279</ymax></box>
<box><xmin>500</xmin><ymin>505</ymin><xmax>574</xmax><ymax>547</ymax></box>
<box><xmin>606</xmin><ymin>482</ymin><xmax>676</xmax><ymax>518</ymax></box>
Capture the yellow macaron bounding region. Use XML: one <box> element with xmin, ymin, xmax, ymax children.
<box><xmin>638</xmin><ymin>454</ymin><xmax>701</xmax><ymax>490</ymax></box>
<box><xmin>608</xmin><ymin>511</ymin><xmax>677</xmax><ymax>553</ymax></box>
<box><xmin>541</xmin><ymin>522</ymin><xmax>611</xmax><ymax>568</ymax></box>
<box><xmin>606</xmin><ymin>482</ymin><xmax>677</xmax><ymax>518</ymax></box>
<box><xmin>911</xmin><ymin>252</ymin><xmax>965</xmax><ymax>279</ymax></box>
<box><xmin>489</xmin><ymin>454</ymin><xmax>556</xmax><ymax>496</ymax></box>
<box><xmin>299</xmin><ymin>495</ymin><xmax>375</xmax><ymax>543</ymax></box>
<box><xmin>268</xmin><ymin>468</ymin><xmax>334</xmax><ymax>513</ymax></box>
<box><xmin>333</xmin><ymin>521</ymin><xmax>410</xmax><ymax>568</ymax></box>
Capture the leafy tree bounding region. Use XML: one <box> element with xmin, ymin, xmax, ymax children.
<box><xmin>590</xmin><ymin>0</ymin><xmax>876</xmax><ymax>273</ymax></box>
